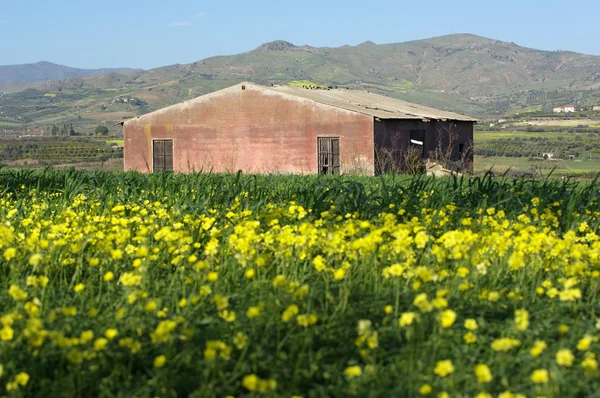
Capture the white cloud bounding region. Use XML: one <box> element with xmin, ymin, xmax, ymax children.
<box><xmin>168</xmin><ymin>13</ymin><xmax>207</xmax><ymax>28</ymax></box>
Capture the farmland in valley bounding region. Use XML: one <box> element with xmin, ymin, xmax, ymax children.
<box><xmin>473</xmin><ymin>128</ymin><xmax>600</xmax><ymax>177</ymax></box>
<box><xmin>1</xmin><ymin>170</ymin><xmax>600</xmax><ymax>396</ymax></box>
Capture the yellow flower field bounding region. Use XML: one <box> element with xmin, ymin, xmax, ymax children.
<box><xmin>0</xmin><ymin>170</ymin><xmax>600</xmax><ymax>397</ymax></box>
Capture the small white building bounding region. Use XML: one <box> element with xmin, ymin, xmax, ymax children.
<box><xmin>554</xmin><ymin>104</ymin><xmax>577</xmax><ymax>113</ymax></box>
<box><xmin>593</xmin><ymin>105</ymin><xmax>600</xmax><ymax>111</ymax></box>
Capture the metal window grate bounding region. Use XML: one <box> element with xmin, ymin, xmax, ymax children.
<box><xmin>153</xmin><ymin>139</ymin><xmax>173</xmax><ymax>172</ymax></box>
<box><xmin>318</xmin><ymin>137</ymin><xmax>340</xmax><ymax>175</ymax></box>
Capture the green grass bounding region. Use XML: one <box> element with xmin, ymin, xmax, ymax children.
<box><xmin>1</xmin><ymin>170</ymin><xmax>600</xmax><ymax>396</ymax></box>
<box><xmin>474</xmin><ymin>131</ymin><xmax>581</xmax><ymax>143</ymax></box>
<box><xmin>475</xmin><ymin>155</ymin><xmax>600</xmax><ymax>177</ymax></box>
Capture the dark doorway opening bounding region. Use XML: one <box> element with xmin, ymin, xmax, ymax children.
<box><xmin>153</xmin><ymin>139</ymin><xmax>173</xmax><ymax>172</ymax></box>
<box><xmin>318</xmin><ymin>137</ymin><xmax>340</xmax><ymax>175</ymax></box>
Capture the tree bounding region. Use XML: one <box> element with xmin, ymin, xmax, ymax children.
<box><xmin>95</xmin><ymin>125</ymin><xmax>109</xmax><ymax>136</ymax></box>
<box><xmin>69</xmin><ymin>125</ymin><xmax>77</xmax><ymax>136</ymax></box>
<box><xmin>60</xmin><ymin>124</ymin><xmax>69</xmax><ymax>136</ymax></box>
<box><xmin>51</xmin><ymin>124</ymin><xmax>58</xmax><ymax>136</ymax></box>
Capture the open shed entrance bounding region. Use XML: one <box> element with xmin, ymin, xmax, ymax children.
<box><xmin>318</xmin><ymin>137</ymin><xmax>340</xmax><ymax>175</ymax></box>
<box><xmin>153</xmin><ymin>139</ymin><xmax>173</xmax><ymax>172</ymax></box>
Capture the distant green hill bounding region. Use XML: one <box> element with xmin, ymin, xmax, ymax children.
<box><xmin>0</xmin><ymin>61</ymin><xmax>138</xmax><ymax>84</ymax></box>
<box><xmin>2</xmin><ymin>34</ymin><xmax>600</xmax><ymax>134</ymax></box>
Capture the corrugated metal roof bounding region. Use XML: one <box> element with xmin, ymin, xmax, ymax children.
<box><xmin>125</xmin><ymin>82</ymin><xmax>476</xmax><ymax>125</ymax></box>
<box><xmin>266</xmin><ymin>84</ymin><xmax>476</xmax><ymax>121</ymax></box>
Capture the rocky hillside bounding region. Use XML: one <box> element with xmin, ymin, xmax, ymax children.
<box><xmin>2</xmin><ymin>34</ymin><xmax>600</xmax><ymax>133</ymax></box>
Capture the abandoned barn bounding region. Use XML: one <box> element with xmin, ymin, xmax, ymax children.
<box><xmin>123</xmin><ymin>82</ymin><xmax>475</xmax><ymax>175</ymax></box>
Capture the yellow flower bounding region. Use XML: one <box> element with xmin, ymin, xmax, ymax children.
<box><xmin>245</xmin><ymin>269</ymin><xmax>255</xmax><ymax>279</ymax></box>
<box><xmin>242</xmin><ymin>374</ymin><xmax>259</xmax><ymax>391</ymax></box>
<box><xmin>282</xmin><ymin>304</ymin><xmax>299</xmax><ymax>323</ymax></box>
<box><xmin>219</xmin><ymin>310</ymin><xmax>236</xmax><ymax>322</ymax></box>
<box><xmin>419</xmin><ymin>384</ymin><xmax>432</xmax><ymax>395</ymax></box>
<box><xmin>119</xmin><ymin>272</ymin><xmax>142</xmax><ymax>287</ymax></box>
<box><xmin>110</xmin><ymin>249</ymin><xmax>123</xmax><ymax>260</ymax></box>
<box><xmin>8</xmin><ymin>285</ymin><xmax>27</xmax><ymax>301</ymax></box>
<box><xmin>475</xmin><ymin>393</ymin><xmax>492</xmax><ymax>398</ymax></box>
<box><xmin>530</xmin><ymin>340</ymin><xmax>547</xmax><ymax>357</ymax></box>
<box><xmin>0</xmin><ymin>326</ymin><xmax>14</xmax><ymax>341</ymax></box>
<box><xmin>556</xmin><ymin>349</ymin><xmax>575</xmax><ymax>367</ymax></box>
<box><xmin>344</xmin><ymin>365</ymin><xmax>362</xmax><ymax>378</ymax></box>
<box><xmin>514</xmin><ymin>309</ymin><xmax>529</xmax><ymax>331</ymax></box>
<box><xmin>74</xmin><ymin>283</ymin><xmax>85</xmax><ymax>293</ymax></box>
<box><xmin>398</xmin><ymin>312</ymin><xmax>418</xmax><ymax>327</ymax></box>
<box><xmin>0</xmin><ymin>364</ymin><xmax>3</xmax><ymax>378</ymax></box>
<box><xmin>413</xmin><ymin>293</ymin><xmax>433</xmax><ymax>312</ymax></box>
<box><xmin>558</xmin><ymin>324</ymin><xmax>569</xmax><ymax>335</ymax></box>
<box><xmin>333</xmin><ymin>268</ymin><xmax>346</xmax><ymax>280</ymax></box>
<box><xmin>463</xmin><ymin>332</ymin><xmax>477</xmax><ymax>344</ymax></box>
<box><xmin>384</xmin><ymin>305</ymin><xmax>393</xmax><ymax>315</ymax></box>
<box><xmin>80</xmin><ymin>330</ymin><xmax>94</xmax><ymax>343</ymax></box>
<box><xmin>474</xmin><ymin>364</ymin><xmax>492</xmax><ymax>383</ymax></box>
<box><xmin>530</xmin><ymin>369</ymin><xmax>549</xmax><ymax>384</ymax></box>
<box><xmin>199</xmin><ymin>285</ymin><xmax>212</xmax><ymax>296</ymax></box>
<box><xmin>312</xmin><ymin>256</ymin><xmax>326</xmax><ymax>272</ymax></box>
<box><xmin>246</xmin><ymin>306</ymin><xmax>261</xmax><ymax>318</ymax></box>
<box><xmin>487</xmin><ymin>291</ymin><xmax>500</xmax><ymax>302</ymax></box>
<box><xmin>434</xmin><ymin>360</ymin><xmax>454</xmax><ymax>377</ymax></box>
<box><xmin>233</xmin><ymin>332</ymin><xmax>248</xmax><ymax>350</ymax></box>
<box><xmin>93</xmin><ymin>338</ymin><xmax>109</xmax><ymax>351</ymax></box>
<box><xmin>577</xmin><ymin>335</ymin><xmax>593</xmax><ymax>351</ymax></box>
<box><xmin>297</xmin><ymin>314</ymin><xmax>318</xmax><ymax>328</ymax></box>
<box><xmin>491</xmin><ymin>338</ymin><xmax>520</xmax><ymax>352</ymax></box>
<box><xmin>105</xmin><ymin>329</ymin><xmax>118</xmax><ymax>340</ymax></box>
<box><xmin>88</xmin><ymin>257</ymin><xmax>100</xmax><ymax>266</ymax></box>
<box><xmin>3</xmin><ymin>248</ymin><xmax>17</xmax><ymax>261</ymax></box>
<box><xmin>207</xmin><ymin>272</ymin><xmax>219</xmax><ymax>282</ymax></box>
<box><xmin>103</xmin><ymin>272</ymin><xmax>114</xmax><ymax>282</ymax></box>
<box><xmin>28</xmin><ymin>253</ymin><xmax>42</xmax><ymax>266</ymax></box>
<box><xmin>582</xmin><ymin>354</ymin><xmax>598</xmax><ymax>371</ymax></box>
<box><xmin>440</xmin><ymin>310</ymin><xmax>456</xmax><ymax>328</ymax></box>
<box><xmin>153</xmin><ymin>355</ymin><xmax>167</xmax><ymax>368</ymax></box>
<box><xmin>437</xmin><ymin>393</ymin><xmax>449</xmax><ymax>398</ymax></box>
<box><xmin>15</xmin><ymin>372</ymin><xmax>29</xmax><ymax>386</ymax></box>
<box><xmin>464</xmin><ymin>319</ymin><xmax>478</xmax><ymax>330</ymax></box>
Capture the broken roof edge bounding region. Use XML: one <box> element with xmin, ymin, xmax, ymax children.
<box><xmin>266</xmin><ymin>84</ymin><xmax>477</xmax><ymax>122</ymax></box>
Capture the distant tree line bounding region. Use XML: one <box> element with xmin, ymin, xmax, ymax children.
<box><xmin>50</xmin><ymin>124</ymin><xmax>79</xmax><ymax>137</ymax></box>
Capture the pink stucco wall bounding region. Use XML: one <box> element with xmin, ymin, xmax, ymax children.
<box><xmin>124</xmin><ymin>84</ymin><xmax>375</xmax><ymax>174</ymax></box>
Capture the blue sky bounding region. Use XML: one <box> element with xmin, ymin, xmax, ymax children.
<box><xmin>1</xmin><ymin>0</ymin><xmax>599</xmax><ymax>69</ymax></box>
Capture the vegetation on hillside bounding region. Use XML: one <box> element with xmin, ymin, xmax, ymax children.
<box><xmin>2</xmin><ymin>34</ymin><xmax>600</xmax><ymax>135</ymax></box>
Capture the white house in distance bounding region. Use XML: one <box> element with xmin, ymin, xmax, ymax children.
<box><xmin>594</xmin><ymin>105</ymin><xmax>600</xmax><ymax>111</ymax></box>
<box><xmin>553</xmin><ymin>104</ymin><xmax>577</xmax><ymax>113</ymax></box>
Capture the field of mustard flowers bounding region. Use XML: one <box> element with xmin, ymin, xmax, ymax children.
<box><xmin>1</xmin><ymin>169</ymin><xmax>600</xmax><ymax>397</ymax></box>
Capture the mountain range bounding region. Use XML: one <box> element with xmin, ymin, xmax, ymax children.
<box><xmin>1</xmin><ymin>34</ymin><xmax>600</xmax><ymax>132</ymax></box>
<box><xmin>0</xmin><ymin>61</ymin><xmax>137</xmax><ymax>84</ymax></box>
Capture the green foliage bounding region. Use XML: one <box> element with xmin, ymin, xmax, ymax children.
<box><xmin>3</xmin><ymin>34</ymin><xmax>600</xmax><ymax>131</ymax></box>
<box><xmin>95</xmin><ymin>125</ymin><xmax>109</xmax><ymax>136</ymax></box>
<box><xmin>0</xmin><ymin>139</ymin><xmax>118</xmax><ymax>163</ymax></box>
<box><xmin>0</xmin><ymin>171</ymin><xmax>599</xmax><ymax>396</ymax></box>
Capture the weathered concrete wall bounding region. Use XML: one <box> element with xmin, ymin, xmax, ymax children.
<box><xmin>124</xmin><ymin>84</ymin><xmax>375</xmax><ymax>175</ymax></box>
<box><xmin>373</xmin><ymin>119</ymin><xmax>474</xmax><ymax>174</ymax></box>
